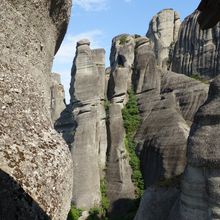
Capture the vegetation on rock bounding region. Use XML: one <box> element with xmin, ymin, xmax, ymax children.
<box><xmin>190</xmin><ymin>74</ymin><xmax>209</xmax><ymax>84</ymax></box>
<box><xmin>119</xmin><ymin>35</ymin><xmax>129</xmax><ymax>45</ymax></box>
<box><xmin>67</xmin><ymin>207</ymin><xmax>82</xmax><ymax>220</ymax></box>
<box><xmin>122</xmin><ymin>89</ymin><xmax>144</xmax><ymax>197</ymax></box>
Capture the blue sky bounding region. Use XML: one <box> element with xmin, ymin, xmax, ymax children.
<box><xmin>52</xmin><ymin>0</ymin><xmax>200</xmax><ymax>102</ymax></box>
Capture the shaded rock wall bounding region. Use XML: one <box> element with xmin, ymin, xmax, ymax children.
<box><xmin>176</xmin><ymin>76</ymin><xmax>220</xmax><ymax>220</ymax></box>
<box><xmin>106</xmin><ymin>34</ymin><xmax>135</xmax><ymax>217</ymax></box>
<box><xmin>172</xmin><ymin>10</ymin><xmax>220</xmax><ymax>79</ymax></box>
<box><xmin>0</xmin><ymin>0</ymin><xmax>73</xmax><ymax>219</ymax></box>
<box><xmin>56</xmin><ymin>40</ymin><xmax>107</xmax><ymax>210</ymax></box>
<box><xmin>50</xmin><ymin>73</ymin><xmax>65</xmax><ymax>123</ymax></box>
<box><xmin>133</xmin><ymin>35</ymin><xmax>208</xmax><ymax>187</ymax></box>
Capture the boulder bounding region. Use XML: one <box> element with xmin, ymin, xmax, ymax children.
<box><xmin>0</xmin><ymin>0</ymin><xmax>73</xmax><ymax>219</ymax></box>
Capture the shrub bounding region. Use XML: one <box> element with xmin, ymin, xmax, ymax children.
<box><xmin>190</xmin><ymin>74</ymin><xmax>209</xmax><ymax>84</ymax></box>
<box><xmin>67</xmin><ymin>206</ymin><xmax>82</xmax><ymax>220</ymax></box>
<box><xmin>87</xmin><ymin>179</ymin><xmax>110</xmax><ymax>220</ymax></box>
<box><xmin>122</xmin><ymin>90</ymin><xmax>144</xmax><ymax>197</ymax></box>
<box><xmin>119</xmin><ymin>35</ymin><xmax>129</xmax><ymax>45</ymax></box>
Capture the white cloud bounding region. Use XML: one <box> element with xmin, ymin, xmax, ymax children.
<box><xmin>74</xmin><ymin>0</ymin><xmax>108</xmax><ymax>11</ymax></box>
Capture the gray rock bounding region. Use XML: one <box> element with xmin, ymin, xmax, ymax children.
<box><xmin>50</xmin><ymin>73</ymin><xmax>66</xmax><ymax>123</ymax></box>
<box><xmin>110</xmin><ymin>34</ymin><xmax>135</xmax><ymax>70</ymax></box>
<box><xmin>106</xmin><ymin>34</ymin><xmax>136</xmax><ymax>216</ymax></box>
<box><xmin>172</xmin><ymin>10</ymin><xmax>220</xmax><ymax>79</ymax></box>
<box><xmin>134</xmin><ymin>187</ymin><xmax>179</xmax><ymax>220</ymax></box>
<box><xmin>147</xmin><ymin>9</ymin><xmax>181</xmax><ymax>69</ymax></box>
<box><xmin>57</xmin><ymin>40</ymin><xmax>107</xmax><ymax>209</ymax></box>
<box><xmin>0</xmin><ymin>0</ymin><xmax>73</xmax><ymax>219</ymax></box>
<box><xmin>161</xmin><ymin>71</ymin><xmax>209</xmax><ymax>124</ymax></box>
<box><xmin>77</xmin><ymin>39</ymin><xmax>90</xmax><ymax>47</ymax></box>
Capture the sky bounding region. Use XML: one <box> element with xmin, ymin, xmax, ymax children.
<box><xmin>52</xmin><ymin>0</ymin><xmax>201</xmax><ymax>102</ymax></box>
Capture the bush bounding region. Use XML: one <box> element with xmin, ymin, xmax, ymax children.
<box><xmin>190</xmin><ymin>74</ymin><xmax>209</xmax><ymax>84</ymax></box>
<box><xmin>87</xmin><ymin>179</ymin><xmax>110</xmax><ymax>220</ymax></box>
<box><xmin>119</xmin><ymin>35</ymin><xmax>129</xmax><ymax>45</ymax></box>
<box><xmin>67</xmin><ymin>206</ymin><xmax>82</xmax><ymax>220</ymax></box>
<box><xmin>122</xmin><ymin>90</ymin><xmax>144</xmax><ymax>197</ymax></box>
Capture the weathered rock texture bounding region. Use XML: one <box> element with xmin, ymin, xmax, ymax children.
<box><xmin>147</xmin><ymin>9</ymin><xmax>181</xmax><ymax>69</ymax></box>
<box><xmin>176</xmin><ymin>76</ymin><xmax>220</xmax><ymax>220</ymax></box>
<box><xmin>50</xmin><ymin>73</ymin><xmax>65</xmax><ymax>123</ymax></box>
<box><xmin>56</xmin><ymin>40</ymin><xmax>107</xmax><ymax>210</ymax></box>
<box><xmin>172</xmin><ymin>10</ymin><xmax>220</xmax><ymax>79</ymax></box>
<box><xmin>134</xmin><ymin>187</ymin><xmax>179</xmax><ymax>220</ymax></box>
<box><xmin>133</xmin><ymin>36</ymin><xmax>208</xmax><ymax>187</ymax></box>
<box><xmin>106</xmin><ymin>34</ymin><xmax>136</xmax><ymax>217</ymax></box>
<box><xmin>0</xmin><ymin>0</ymin><xmax>73</xmax><ymax>219</ymax></box>
<box><xmin>105</xmin><ymin>33</ymin><xmax>208</xmax><ymax>219</ymax></box>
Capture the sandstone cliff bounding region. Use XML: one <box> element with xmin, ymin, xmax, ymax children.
<box><xmin>0</xmin><ymin>0</ymin><xmax>73</xmax><ymax>219</ymax></box>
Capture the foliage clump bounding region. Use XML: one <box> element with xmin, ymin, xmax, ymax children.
<box><xmin>119</xmin><ymin>35</ymin><xmax>129</xmax><ymax>45</ymax></box>
<box><xmin>122</xmin><ymin>90</ymin><xmax>144</xmax><ymax>197</ymax></box>
<box><xmin>87</xmin><ymin>179</ymin><xmax>110</xmax><ymax>220</ymax></box>
<box><xmin>190</xmin><ymin>74</ymin><xmax>209</xmax><ymax>84</ymax></box>
<box><xmin>67</xmin><ymin>206</ymin><xmax>82</xmax><ymax>220</ymax></box>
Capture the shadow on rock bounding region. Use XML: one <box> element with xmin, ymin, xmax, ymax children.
<box><xmin>0</xmin><ymin>169</ymin><xmax>50</xmax><ymax>220</ymax></box>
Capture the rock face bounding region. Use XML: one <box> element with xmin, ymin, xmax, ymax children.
<box><xmin>56</xmin><ymin>40</ymin><xmax>107</xmax><ymax>210</ymax></box>
<box><xmin>0</xmin><ymin>0</ymin><xmax>73</xmax><ymax>219</ymax></box>
<box><xmin>176</xmin><ymin>76</ymin><xmax>220</xmax><ymax>220</ymax></box>
<box><xmin>134</xmin><ymin>37</ymin><xmax>209</xmax><ymax>187</ymax></box>
<box><xmin>50</xmin><ymin>73</ymin><xmax>65</xmax><ymax>123</ymax></box>
<box><xmin>147</xmin><ymin>9</ymin><xmax>181</xmax><ymax>69</ymax></box>
<box><xmin>197</xmin><ymin>0</ymin><xmax>220</xmax><ymax>30</ymax></box>
<box><xmin>172</xmin><ymin>10</ymin><xmax>220</xmax><ymax>79</ymax></box>
<box><xmin>106</xmin><ymin>34</ymin><xmax>135</xmax><ymax>217</ymax></box>
<box><xmin>134</xmin><ymin>187</ymin><xmax>179</xmax><ymax>220</ymax></box>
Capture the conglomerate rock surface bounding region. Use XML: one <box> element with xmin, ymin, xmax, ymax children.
<box><xmin>0</xmin><ymin>0</ymin><xmax>73</xmax><ymax>219</ymax></box>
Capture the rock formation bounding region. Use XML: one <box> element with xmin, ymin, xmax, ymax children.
<box><xmin>50</xmin><ymin>73</ymin><xmax>66</xmax><ymax>123</ymax></box>
<box><xmin>172</xmin><ymin>10</ymin><xmax>220</xmax><ymax>79</ymax></box>
<box><xmin>133</xmin><ymin>36</ymin><xmax>209</xmax><ymax>187</ymax></box>
<box><xmin>197</xmin><ymin>0</ymin><xmax>220</xmax><ymax>30</ymax></box>
<box><xmin>147</xmin><ymin>9</ymin><xmax>181</xmax><ymax>69</ymax></box>
<box><xmin>106</xmin><ymin>34</ymin><xmax>136</xmax><ymax>217</ymax></box>
<box><xmin>174</xmin><ymin>2</ymin><xmax>220</xmax><ymax>219</ymax></box>
<box><xmin>0</xmin><ymin>0</ymin><xmax>73</xmax><ymax>219</ymax></box>
<box><xmin>134</xmin><ymin>4</ymin><xmax>220</xmax><ymax>220</ymax></box>
<box><xmin>56</xmin><ymin>39</ymin><xmax>107</xmax><ymax>210</ymax></box>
